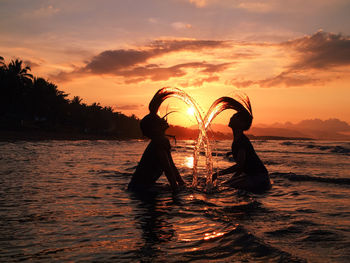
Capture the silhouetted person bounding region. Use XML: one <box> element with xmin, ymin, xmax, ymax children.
<box><xmin>128</xmin><ymin>113</ymin><xmax>185</xmax><ymax>193</ymax></box>
<box><xmin>213</xmin><ymin>110</ymin><xmax>271</xmax><ymax>193</ymax></box>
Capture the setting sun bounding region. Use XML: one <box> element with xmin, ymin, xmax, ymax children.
<box><xmin>1</xmin><ymin>1</ymin><xmax>349</xmax><ymax>262</ymax></box>
<box><xmin>187</xmin><ymin>106</ymin><xmax>195</xmax><ymax>116</ymax></box>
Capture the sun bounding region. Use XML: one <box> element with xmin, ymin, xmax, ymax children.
<box><xmin>187</xmin><ymin>106</ymin><xmax>195</xmax><ymax>116</ymax></box>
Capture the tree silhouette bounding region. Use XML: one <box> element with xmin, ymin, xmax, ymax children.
<box><xmin>1</xmin><ymin>59</ymin><xmax>33</xmax><ymax>117</ymax></box>
<box><xmin>7</xmin><ymin>59</ymin><xmax>33</xmax><ymax>84</ymax></box>
<box><xmin>71</xmin><ymin>96</ymin><xmax>83</xmax><ymax>105</ymax></box>
<box><xmin>0</xmin><ymin>56</ymin><xmax>142</xmax><ymax>139</ymax></box>
<box><xmin>0</xmin><ymin>56</ymin><xmax>4</xmax><ymax>68</ymax></box>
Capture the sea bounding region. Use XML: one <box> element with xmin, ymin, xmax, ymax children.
<box><xmin>0</xmin><ymin>139</ymin><xmax>349</xmax><ymax>262</ymax></box>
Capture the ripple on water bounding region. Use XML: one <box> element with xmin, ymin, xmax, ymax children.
<box><xmin>0</xmin><ymin>140</ymin><xmax>348</xmax><ymax>262</ymax></box>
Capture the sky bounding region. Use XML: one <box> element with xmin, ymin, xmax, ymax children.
<box><xmin>1</xmin><ymin>0</ymin><xmax>350</xmax><ymax>127</ymax></box>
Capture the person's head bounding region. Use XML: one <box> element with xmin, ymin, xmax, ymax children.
<box><xmin>229</xmin><ymin>110</ymin><xmax>252</xmax><ymax>131</ymax></box>
<box><xmin>140</xmin><ymin>113</ymin><xmax>169</xmax><ymax>139</ymax></box>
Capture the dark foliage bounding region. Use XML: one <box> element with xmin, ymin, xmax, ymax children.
<box><xmin>0</xmin><ymin>56</ymin><xmax>142</xmax><ymax>139</ymax></box>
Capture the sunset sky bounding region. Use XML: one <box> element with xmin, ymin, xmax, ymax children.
<box><xmin>1</xmin><ymin>0</ymin><xmax>350</xmax><ymax>126</ymax></box>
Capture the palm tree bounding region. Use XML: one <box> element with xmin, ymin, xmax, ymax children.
<box><xmin>5</xmin><ymin>59</ymin><xmax>34</xmax><ymax>116</ymax></box>
<box><xmin>31</xmin><ymin>77</ymin><xmax>69</xmax><ymax>121</ymax></box>
<box><xmin>0</xmin><ymin>56</ymin><xmax>6</xmax><ymax>81</ymax></box>
<box><xmin>0</xmin><ymin>56</ymin><xmax>5</xmax><ymax>67</ymax></box>
<box><xmin>7</xmin><ymin>59</ymin><xmax>33</xmax><ymax>85</ymax></box>
<box><xmin>71</xmin><ymin>96</ymin><xmax>83</xmax><ymax>105</ymax></box>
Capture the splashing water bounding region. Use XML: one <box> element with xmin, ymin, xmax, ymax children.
<box><xmin>152</xmin><ymin>87</ymin><xmax>212</xmax><ymax>188</ymax></box>
<box><xmin>193</xmin><ymin>96</ymin><xmax>252</xmax><ymax>190</ymax></box>
<box><xmin>153</xmin><ymin>88</ymin><xmax>252</xmax><ymax>191</ymax></box>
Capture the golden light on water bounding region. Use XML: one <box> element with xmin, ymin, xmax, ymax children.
<box><xmin>184</xmin><ymin>156</ymin><xmax>194</xmax><ymax>168</ymax></box>
<box><xmin>203</xmin><ymin>231</ymin><xmax>225</xmax><ymax>240</ymax></box>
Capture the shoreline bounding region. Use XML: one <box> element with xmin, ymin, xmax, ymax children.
<box><xmin>0</xmin><ymin>130</ymin><xmax>136</xmax><ymax>142</ymax></box>
<box><xmin>0</xmin><ymin>130</ymin><xmax>315</xmax><ymax>142</ymax></box>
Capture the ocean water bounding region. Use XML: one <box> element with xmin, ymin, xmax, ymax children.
<box><xmin>0</xmin><ymin>139</ymin><xmax>349</xmax><ymax>262</ymax></box>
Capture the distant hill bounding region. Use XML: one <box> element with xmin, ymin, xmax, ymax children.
<box><xmin>207</xmin><ymin>119</ymin><xmax>350</xmax><ymax>140</ymax></box>
<box><xmin>258</xmin><ymin>118</ymin><xmax>350</xmax><ymax>140</ymax></box>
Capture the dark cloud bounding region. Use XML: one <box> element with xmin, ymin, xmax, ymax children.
<box><xmin>53</xmin><ymin>32</ymin><xmax>350</xmax><ymax>87</ymax></box>
<box><xmin>83</xmin><ymin>49</ymin><xmax>152</xmax><ymax>74</ymax></box>
<box><xmin>284</xmin><ymin>31</ymin><xmax>350</xmax><ymax>70</ymax></box>
<box><xmin>259</xmin><ymin>71</ymin><xmax>322</xmax><ymax>88</ymax></box>
<box><xmin>231</xmin><ymin>70</ymin><xmax>322</xmax><ymax>88</ymax></box>
<box><xmin>232</xmin><ymin>31</ymin><xmax>350</xmax><ymax>88</ymax></box>
<box><xmin>122</xmin><ymin>62</ymin><xmax>225</xmax><ymax>84</ymax></box>
<box><xmin>122</xmin><ymin>64</ymin><xmax>186</xmax><ymax>83</ymax></box>
<box><xmin>53</xmin><ymin>39</ymin><xmax>227</xmax><ymax>82</ymax></box>
<box><xmin>24</xmin><ymin>59</ymin><xmax>40</xmax><ymax>69</ymax></box>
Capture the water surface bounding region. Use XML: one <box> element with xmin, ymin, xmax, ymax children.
<box><xmin>0</xmin><ymin>140</ymin><xmax>349</xmax><ymax>262</ymax></box>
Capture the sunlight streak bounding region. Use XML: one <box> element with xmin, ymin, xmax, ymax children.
<box><xmin>203</xmin><ymin>231</ymin><xmax>225</xmax><ymax>240</ymax></box>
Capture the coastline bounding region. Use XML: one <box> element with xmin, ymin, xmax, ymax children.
<box><xmin>0</xmin><ymin>130</ymin><xmax>314</xmax><ymax>142</ymax></box>
<box><xmin>0</xmin><ymin>130</ymin><xmax>136</xmax><ymax>141</ymax></box>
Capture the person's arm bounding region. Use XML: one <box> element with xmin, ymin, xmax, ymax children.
<box><xmin>213</xmin><ymin>164</ymin><xmax>238</xmax><ymax>179</ymax></box>
<box><xmin>156</xmin><ymin>148</ymin><xmax>179</xmax><ymax>192</ymax></box>
<box><xmin>226</xmin><ymin>148</ymin><xmax>246</xmax><ymax>180</ymax></box>
<box><xmin>168</xmin><ymin>152</ymin><xmax>185</xmax><ymax>186</ymax></box>
<box><xmin>213</xmin><ymin>148</ymin><xmax>247</xmax><ymax>180</ymax></box>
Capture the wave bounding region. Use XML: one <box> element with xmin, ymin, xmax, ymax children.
<box><xmin>264</xmin><ymin>160</ymin><xmax>281</xmax><ymax>165</ymax></box>
<box><xmin>280</xmin><ymin>141</ymin><xmax>295</xmax><ymax>146</ymax></box>
<box><xmin>259</xmin><ymin>149</ymin><xmax>330</xmax><ymax>155</ymax></box>
<box><xmin>280</xmin><ymin>141</ymin><xmax>350</xmax><ymax>155</ymax></box>
<box><xmin>177</xmin><ymin>224</ymin><xmax>306</xmax><ymax>262</ymax></box>
<box><xmin>270</xmin><ymin>172</ymin><xmax>350</xmax><ymax>185</ymax></box>
<box><xmin>301</xmin><ymin>229</ymin><xmax>342</xmax><ymax>242</ymax></box>
<box><xmin>212</xmin><ymin>147</ymin><xmax>230</xmax><ymax>152</ymax></box>
<box><xmin>305</xmin><ymin>144</ymin><xmax>350</xmax><ymax>154</ymax></box>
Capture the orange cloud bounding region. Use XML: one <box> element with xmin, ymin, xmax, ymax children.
<box><xmin>283</xmin><ymin>31</ymin><xmax>350</xmax><ymax>70</ymax></box>
<box><xmin>52</xmin><ymin>31</ymin><xmax>350</xmax><ymax>90</ymax></box>
<box><xmin>181</xmin><ymin>75</ymin><xmax>220</xmax><ymax>87</ymax></box>
<box><xmin>118</xmin><ymin>62</ymin><xmax>228</xmax><ymax>83</ymax></box>
<box><xmin>171</xmin><ymin>22</ymin><xmax>192</xmax><ymax>30</ymax></box>
<box><xmin>231</xmin><ymin>71</ymin><xmax>323</xmax><ymax>88</ymax></box>
<box><xmin>114</xmin><ymin>104</ymin><xmax>144</xmax><ymax>111</ymax></box>
<box><xmin>232</xmin><ymin>31</ymin><xmax>350</xmax><ymax>88</ymax></box>
<box><xmin>52</xmin><ymin>39</ymin><xmax>228</xmax><ymax>83</ymax></box>
<box><xmin>23</xmin><ymin>59</ymin><xmax>41</xmax><ymax>69</ymax></box>
<box><xmin>189</xmin><ymin>0</ymin><xmax>207</xmax><ymax>8</ymax></box>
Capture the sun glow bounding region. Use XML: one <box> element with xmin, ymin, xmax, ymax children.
<box><xmin>187</xmin><ymin>106</ymin><xmax>195</xmax><ymax>116</ymax></box>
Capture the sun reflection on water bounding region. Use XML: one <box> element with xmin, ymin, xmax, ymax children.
<box><xmin>184</xmin><ymin>156</ymin><xmax>194</xmax><ymax>168</ymax></box>
<box><xmin>203</xmin><ymin>231</ymin><xmax>225</xmax><ymax>240</ymax></box>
